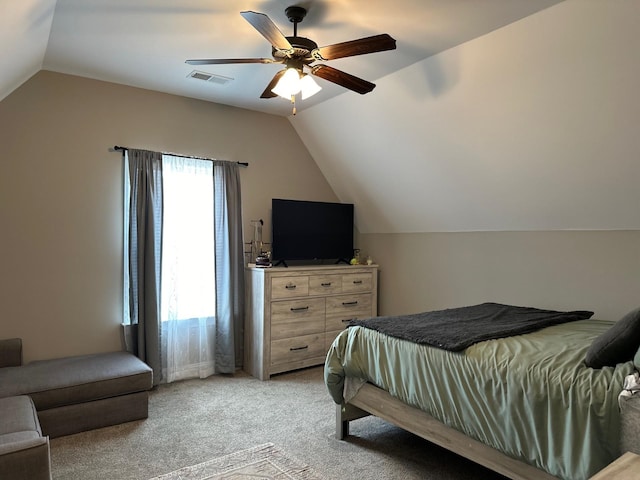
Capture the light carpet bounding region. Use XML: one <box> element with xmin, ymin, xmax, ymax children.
<box><xmin>51</xmin><ymin>367</ymin><xmax>504</xmax><ymax>479</ymax></box>
<box><xmin>149</xmin><ymin>443</ymin><xmax>324</xmax><ymax>480</ymax></box>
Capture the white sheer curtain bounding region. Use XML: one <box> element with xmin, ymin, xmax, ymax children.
<box><xmin>124</xmin><ymin>149</ymin><xmax>244</xmax><ymax>384</ymax></box>
<box><xmin>160</xmin><ymin>155</ymin><xmax>216</xmax><ymax>382</ymax></box>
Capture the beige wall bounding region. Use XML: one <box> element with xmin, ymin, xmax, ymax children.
<box><xmin>1</xmin><ymin>70</ymin><xmax>637</xmax><ymax>364</ymax></box>
<box><xmin>296</xmin><ymin>0</ymin><xmax>640</xmax><ymax>327</ymax></box>
<box><xmin>359</xmin><ymin>230</ymin><xmax>640</xmax><ymax>322</ymax></box>
<box><xmin>0</xmin><ymin>71</ymin><xmax>338</xmax><ymax>362</ymax></box>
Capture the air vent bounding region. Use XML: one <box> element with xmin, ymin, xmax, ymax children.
<box><xmin>187</xmin><ymin>70</ymin><xmax>233</xmax><ymax>85</ymax></box>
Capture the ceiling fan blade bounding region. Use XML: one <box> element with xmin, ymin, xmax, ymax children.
<box><xmin>185</xmin><ymin>58</ymin><xmax>278</xmax><ymax>65</ymax></box>
<box><xmin>311</xmin><ymin>65</ymin><xmax>375</xmax><ymax>95</ymax></box>
<box><xmin>312</xmin><ymin>33</ymin><xmax>396</xmax><ymax>61</ymax></box>
<box><xmin>260</xmin><ymin>70</ymin><xmax>286</xmax><ymax>99</ymax></box>
<box><xmin>240</xmin><ymin>11</ymin><xmax>293</xmax><ymax>52</ymax></box>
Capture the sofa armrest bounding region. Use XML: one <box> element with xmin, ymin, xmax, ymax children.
<box><xmin>0</xmin><ymin>436</ymin><xmax>52</xmax><ymax>480</ymax></box>
<box><xmin>0</xmin><ymin>338</ymin><xmax>22</xmax><ymax>367</ymax></box>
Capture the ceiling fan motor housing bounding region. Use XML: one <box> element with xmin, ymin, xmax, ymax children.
<box><xmin>285</xmin><ymin>6</ymin><xmax>307</xmax><ymax>24</ymax></box>
<box><xmin>272</xmin><ymin>36</ymin><xmax>318</xmax><ymax>63</ymax></box>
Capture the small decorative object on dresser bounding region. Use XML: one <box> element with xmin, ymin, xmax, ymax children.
<box><xmin>255</xmin><ymin>251</ymin><xmax>272</xmax><ymax>268</ymax></box>
<box><xmin>244</xmin><ymin>264</ymin><xmax>378</xmax><ymax>380</ymax></box>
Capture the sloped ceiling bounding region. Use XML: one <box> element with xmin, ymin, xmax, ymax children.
<box><xmin>2</xmin><ymin>0</ymin><xmax>638</xmax><ymax>235</ymax></box>
<box><xmin>0</xmin><ymin>0</ymin><xmax>57</xmax><ymax>100</ymax></box>
<box><xmin>292</xmin><ymin>0</ymin><xmax>640</xmax><ymax>233</ymax></box>
<box><xmin>2</xmin><ymin>0</ymin><xmax>563</xmax><ymax>116</ymax></box>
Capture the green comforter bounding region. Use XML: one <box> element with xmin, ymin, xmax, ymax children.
<box><xmin>324</xmin><ymin>319</ymin><xmax>634</xmax><ymax>480</ymax></box>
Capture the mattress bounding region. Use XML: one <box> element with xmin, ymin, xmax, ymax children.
<box><xmin>324</xmin><ymin>319</ymin><xmax>635</xmax><ymax>480</ymax></box>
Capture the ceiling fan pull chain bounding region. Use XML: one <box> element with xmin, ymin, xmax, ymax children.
<box><xmin>291</xmin><ymin>95</ymin><xmax>297</xmax><ymax>115</ymax></box>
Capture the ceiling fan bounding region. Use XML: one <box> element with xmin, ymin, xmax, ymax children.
<box><xmin>186</xmin><ymin>6</ymin><xmax>396</xmax><ymax>111</ymax></box>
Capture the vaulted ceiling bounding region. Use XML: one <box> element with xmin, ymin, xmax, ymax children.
<box><xmin>3</xmin><ymin>1</ymin><xmax>639</xmax><ymax>234</ymax></box>
<box><xmin>291</xmin><ymin>1</ymin><xmax>640</xmax><ymax>233</ymax></box>
<box><xmin>2</xmin><ymin>0</ymin><xmax>562</xmax><ymax>115</ymax></box>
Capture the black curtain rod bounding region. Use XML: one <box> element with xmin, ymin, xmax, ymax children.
<box><xmin>112</xmin><ymin>146</ymin><xmax>248</xmax><ymax>167</ymax></box>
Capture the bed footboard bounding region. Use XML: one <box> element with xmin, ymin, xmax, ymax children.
<box><xmin>337</xmin><ymin>382</ymin><xmax>558</xmax><ymax>480</ymax></box>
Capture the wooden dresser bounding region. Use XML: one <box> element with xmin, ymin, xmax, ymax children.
<box><xmin>244</xmin><ymin>264</ymin><xmax>378</xmax><ymax>380</ymax></box>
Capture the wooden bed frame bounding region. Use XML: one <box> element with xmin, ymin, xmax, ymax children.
<box><xmin>336</xmin><ymin>382</ymin><xmax>558</xmax><ymax>480</ymax></box>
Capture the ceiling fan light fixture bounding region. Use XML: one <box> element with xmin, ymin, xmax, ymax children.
<box><xmin>300</xmin><ymin>74</ymin><xmax>322</xmax><ymax>100</ymax></box>
<box><xmin>271</xmin><ymin>67</ymin><xmax>302</xmax><ymax>99</ymax></box>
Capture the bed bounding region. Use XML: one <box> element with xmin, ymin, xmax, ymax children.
<box><xmin>324</xmin><ymin>303</ymin><xmax>640</xmax><ymax>480</ymax></box>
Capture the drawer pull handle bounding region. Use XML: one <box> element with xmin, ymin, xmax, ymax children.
<box><xmin>290</xmin><ymin>306</ymin><xmax>309</xmax><ymax>312</ymax></box>
<box><xmin>321</xmin><ymin>282</ymin><xmax>332</xmax><ymax>287</ymax></box>
<box><xmin>290</xmin><ymin>345</ymin><xmax>309</xmax><ymax>352</ymax></box>
<box><xmin>285</xmin><ymin>284</ymin><xmax>297</xmax><ymax>289</ymax></box>
<box><xmin>342</xmin><ymin>318</ymin><xmax>357</xmax><ymax>323</ymax></box>
<box><xmin>353</xmin><ymin>280</ymin><xmax>363</xmax><ymax>284</ymax></box>
<box><xmin>342</xmin><ymin>301</ymin><xmax>359</xmax><ymax>306</ymax></box>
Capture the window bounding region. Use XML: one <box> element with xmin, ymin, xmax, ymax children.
<box><xmin>160</xmin><ymin>155</ymin><xmax>216</xmax><ymax>323</ymax></box>
<box><xmin>123</xmin><ymin>148</ymin><xmax>244</xmax><ymax>383</ymax></box>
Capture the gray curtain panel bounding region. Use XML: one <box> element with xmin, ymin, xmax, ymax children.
<box><xmin>124</xmin><ymin>149</ymin><xmax>163</xmax><ymax>385</ymax></box>
<box><xmin>213</xmin><ymin>161</ymin><xmax>245</xmax><ymax>373</ymax></box>
<box><xmin>123</xmin><ymin>150</ymin><xmax>245</xmax><ymax>382</ymax></box>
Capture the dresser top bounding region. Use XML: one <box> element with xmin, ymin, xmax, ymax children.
<box><xmin>246</xmin><ymin>263</ymin><xmax>378</xmax><ymax>273</ymax></box>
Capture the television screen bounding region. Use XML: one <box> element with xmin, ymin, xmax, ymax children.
<box><xmin>271</xmin><ymin>199</ymin><xmax>354</xmax><ymax>264</ymax></box>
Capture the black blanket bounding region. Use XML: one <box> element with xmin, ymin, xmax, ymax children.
<box><xmin>348</xmin><ymin>302</ymin><xmax>593</xmax><ymax>351</ymax></box>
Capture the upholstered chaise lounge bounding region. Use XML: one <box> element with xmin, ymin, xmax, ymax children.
<box><xmin>0</xmin><ymin>338</ymin><xmax>153</xmax><ymax>479</ymax></box>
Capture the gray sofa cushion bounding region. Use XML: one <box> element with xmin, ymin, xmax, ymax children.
<box><xmin>0</xmin><ymin>396</ymin><xmax>41</xmax><ymax>438</ymax></box>
<box><xmin>0</xmin><ymin>352</ymin><xmax>152</xmax><ymax>410</ymax></box>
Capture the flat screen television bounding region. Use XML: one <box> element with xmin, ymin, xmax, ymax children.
<box><xmin>271</xmin><ymin>198</ymin><xmax>354</xmax><ymax>265</ymax></box>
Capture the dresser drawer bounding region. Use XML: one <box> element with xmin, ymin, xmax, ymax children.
<box><xmin>309</xmin><ymin>274</ymin><xmax>342</xmax><ymax>295</ymax></box>
<box><xmin>341</xmin><ymin>273</ymin><xmax>373</xmax><ymax>293</ymax></box>
<box><xmin>270</xmin><ymin>333</ymin><xmax>325</xmax><ymax>366</ymax></box>
<box><xmin>325</xmin><ymin>307</ymin><xmax>372</xmax><ymax>332</ymax></box>
<box><xmin>271</xmin><ymin>298</ymin><xmax>325</xmax><ymax>340</ymax></box>
<box><xmin>326</xmin><ymin>293</ymin><xmax>372</xmax><ymax>315</ymax></box>
<box><xmin>271</xmin><ymin>276</ymin><xmax>309</xmax><ymax>299</ymax></box>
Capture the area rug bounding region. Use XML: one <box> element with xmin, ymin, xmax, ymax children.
<box><xmin>149</xmin><ymin>443</ymin><xmax>325</xmax><ymax>480</ymax></box>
